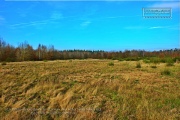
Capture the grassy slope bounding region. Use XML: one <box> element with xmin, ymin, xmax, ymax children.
<box><xmin>0</xmin><ymin>60</ymin><xmax>180</xmax><ymax>120</ymax></box>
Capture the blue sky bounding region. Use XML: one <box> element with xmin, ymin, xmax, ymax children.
<box><xmin>0</xmin><ymin>1</ymin><xmax>179</xmax><ymax>51</ymax></box>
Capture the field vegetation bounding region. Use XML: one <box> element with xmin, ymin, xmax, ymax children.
<box><xmin>0</xmin><ymin>59</ymin><xmax>180</xmax><ymax>119</ymax></box>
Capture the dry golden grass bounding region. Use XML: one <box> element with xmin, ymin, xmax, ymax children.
<box><xmin>0</xmin><ymin>59</ymin><xmax>180</xmax><ymax>120</ymax></box>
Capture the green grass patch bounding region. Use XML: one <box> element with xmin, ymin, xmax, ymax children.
<box><xmin>108</xmin><ymin>62</ymin><xmax>114</xmax><ymax>66</ymax></box>
<box><xmin>104</xmin><ymin>89</ymin><xmax>122</xmax><ymax>102</ymax></box>
<box><xmin>165</xmin><ymin>98</ymin><xmax>180</xmax><ymax>108</ymax></box>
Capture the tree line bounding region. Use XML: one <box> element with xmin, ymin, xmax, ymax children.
<box><xmin>0</xmin><ymin>38</ymin><xmax>180</xmax><ymax>62</ymax></box>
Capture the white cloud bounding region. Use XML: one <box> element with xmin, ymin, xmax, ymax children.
<box><xmin>51</xmin><ymin>11</ymin><xmax>63</xmax><ymax>20</ymax></box>
<box><xmin>169</xmin><ymin>24</ymin><xmax>180</xmax><ymax>30</ymax></box>
<box><xmin>9</xmin><ymin>12</ymin><xmax>64</xmax><ymax>29</ymax></box>
<box><xmin>9</xmin><ymin>20</ymin><xmax>48</xmax><ymax>28</ymax></box>
<box><xmin>149</xmin><ymin>26</ymin><xmax>164</xmax><ymax>29</ymax></box>
<box><xmin>106</xmin><ymin>15</ymin><xmax>141</xmax><ymax>19</ymax></box>
<box><xmin>0</xmin><ymin>16</ymin><xmax>5</xmax><ymax>21</ymax></box>
<box><xmin>124</xmin><ymin>25</ymin><xmax>180</xmax><ymax>30</ymax></box>
<box><xmin>124</xmin><ymin>26</ymin><xmax>145</xmax><ymax>30</ymax></box>
<box><xmin>149</xmin><ymin>25</ymin><xmax>180</xmax><ymax>30</ymax></box>
<box><xmin>81</xmin><ymin>21</ymin><xmax>91</xmax><ymax>27</ymax></box>
<box><xmin>149</xmin><ymin>2</ymin><xmax>180</xmax><ymax>9</ymax></box>
<box><xmin>0</xmin><ymin>16</ymin><xmax>5</xmax><ymax>25</ymax></box>
<box><xmin>16</xmin><ymin>2</ymin><xmax>40</xmax><ymax>18</ymax></box>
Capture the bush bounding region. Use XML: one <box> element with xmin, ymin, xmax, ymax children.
<box><xmin>112</xmin><ymin>58</ymin><xmax>117</xmax><ymax>60</ymax></box>
<box><xmin>172</xmin><ymin>57</ymin><xmax>180</xmax><ymax>63</ymax></box>
<box><xmin>160</xmin><ymin>58</ymin><xmax>166</xmax><ymax>63</ymax></box>
<box><xmin>108</xmin><ymin>62</ymin><xmax>114</xmax><ymax>66</ymax></box>
<box><xmin>124</xmin><ymin>58</ymin><xmax>130</xmax><ymax>61</ymax></box>
<box><xmin>136</xmin><ymin>62</ymin><xmax>141</xmax><ymax>68</ymax></box>
<box><xmin>150</xmin><ymin>57</ymin><xmax>160</xmax><ymax>64</ymax></box>
<box><xmin>124</xmin><ymin>57</ymin><xmax>140</xmax><ymax>61</ymax></box>
<box><xmin>165</xmin><ymin>58</ymin><xmax>174</xmax><ymax>63</ymax></box>
<box><xmin>143</xmin><ymin>59</ymin><xmax>150</xmax><ymax>63</ymax></box>
<box><xmin>164</xmin><ymin>57</ymin><xmax>174</xmax><ymax>66</ymax></box>
<box><xmin>118</xmin><ymin>58</ymin><xmax>124</xmax><ymax>61</ymax></box>
<box><xmin>161</xmin><ymin>69</ymin><xmax>171</xmax><ymax>75</ymax></box>
<box><xmin>128</xmin><ymin>57</ymin><xmax>136</xmax><ymax>61</ymax></box>
<box><xmin>1</xmin><ymin>62</ymin><xmax>7</xmax><ymax>65</ymax></box>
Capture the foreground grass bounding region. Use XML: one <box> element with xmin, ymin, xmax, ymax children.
<box><xmin>0</xmin><ymin>60</ymin><xmax>180</xmax><ymax>119</ymax></box>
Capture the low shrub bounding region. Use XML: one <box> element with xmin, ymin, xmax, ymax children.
<box><xmin>124</xmin><ymin>58</ymin><xmax>131</xmax><ymax>61</ymax></box>
<box><xmin>150</xmin><ymin>57</ymin><xmax>160</xmax><ymax>64</ymax></box>
<box><xmin>160</xmin><ymin>58</ymin><xmax>166</xmax><ymax>63</ymax></box>
<box><xmin>125</xmin><ymin>57</ymin><xmax>140</xmax><ymax>61</ymax></box>
<box><xmin>112</xmin><ymin>58</ymin><xmax>117</xmax><ymax>60</ymax></box>
<box><xmin>173</xmin><ymin>57</ymin><xmax>180</xmax><ymax>63</ymax></box>
<box><xmin>118</xmin><ymin>58</ymin><xmax>124</xmax><ymax>61</ymax></box>
<box><xmin>143</xmin><ymin>59</ymin><xmax>150</xmax><ymax>63</ymax></box>
<box><xmin>157</xmin><ymin>57</ymin><xmax>175</xmax><ymax>64</ymax></box>
<box><xmin>165</xmin><ymin>58</ymin><xmax>174</xmax><ymax>63</ymax></box>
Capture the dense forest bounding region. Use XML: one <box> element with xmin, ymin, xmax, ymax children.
<box><xmin>0</xmin><ymin>38</ymin><xmax>180</xmax><ymax>62</ymax></box>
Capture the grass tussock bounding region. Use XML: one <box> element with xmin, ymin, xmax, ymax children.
<box><xmin>151</xmin><ymin>65</ymin><xmax>157</xmax><ymax>68</ymax></box>
<box><xmin>136</xmin><ymin>62</ymin><xmax>141</xmax><ymax>68</ymax></box>
<box><xmin>1</xmin><ymin>62</ymin><xmax>7</xmax><ymax>65</ymax></box>
<box><xmin>0</xmin><ymin>60</ymin><xmax>180</xmax><ymax>119</ymax></box>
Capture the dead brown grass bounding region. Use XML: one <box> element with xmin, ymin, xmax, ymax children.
<box><xmin>0</xmin><ymin>59</ymin><xmax>180</xmax><ymax>119</ymax></box>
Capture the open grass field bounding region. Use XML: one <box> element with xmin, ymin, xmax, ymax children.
<box><xmin>0</xmin><ymin>59</ymin><xmax>180</xmax><ymax>120</ymax></box>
